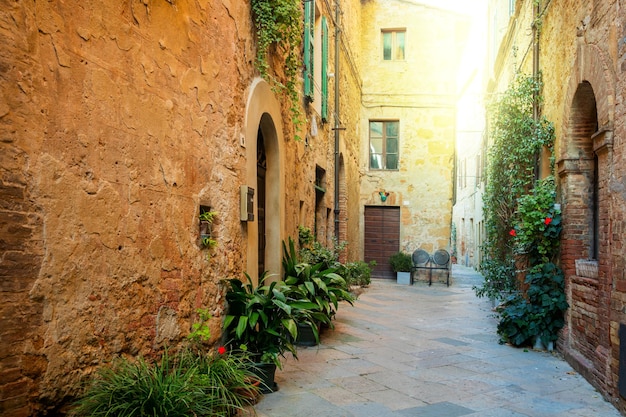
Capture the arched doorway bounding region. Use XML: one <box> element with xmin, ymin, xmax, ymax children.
<box><xmin>557</xmin><ymin>42</ymin><xmax>614</xmax><ymax>393</ymax></box>
<box><xmin>243</xmin><ymin>79</ymin><xmax>285</xmax><ymax>282</ymax></box>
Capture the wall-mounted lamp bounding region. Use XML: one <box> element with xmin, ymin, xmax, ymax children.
<box><xmin>379</xmin><ymin>191</ymin><xmax>389</xmax><ymax>202</ymax></box>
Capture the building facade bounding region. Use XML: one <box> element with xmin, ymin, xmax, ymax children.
<box><xmin>359</xmin><ymin>1</ymin><xmax>469</xmax><ymax>279</ymax></box>
<box><xmin>489</xmin><ymin>0</ymin><xmax>626</xmax><ymax>411</ymax></box>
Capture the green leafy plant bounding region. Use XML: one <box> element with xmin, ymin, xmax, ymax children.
<box><xmin>298</xmin><ymin>238</ymin><xmax>347</xmax><ymax>270</ymax></box>
<box><xmin>298</xmin><ymin>225</ymin><xmax>314</xmax><ymax>248</ymax></box>
<box><xmin>251</xmin><ymin>0</ymin><xmax>304</xmax><ymax>138</ymax></box>
<box><xmin>200</xmin><ymin>210</ymin><xmax>217</xmax><ymax>250</ymax></box>
<box><xmin>389</xmin><ymin>252</ymin><xmax>413</xmax><ymax>273</ymax></box>
<box><xmin>187</xmin><ymin>308</ymin><xmax>212</xmax><ymax>344</ymax></box>
<box><xmin>180</xmin><ymin>347</ymin><xmax>261</xmax><ymax>415</ymax></box>
<box><xmin>338</xmin><ymin>260</ymin><xmax>375</xmax><ymax>287</ymax></box>
<box><xmin>282</xmin><ymin>238</ymin><xmax>354</xmax><ymax>332</ymax></box>
<box><xmin>497</xmin><ymin>178</ymin><xmax>568</xmax><ymax>347</ymax></box>
<box><xmin>223</xmin><ymin>272</ymin><xmax>316</xmax><ymax>368</ymax></box>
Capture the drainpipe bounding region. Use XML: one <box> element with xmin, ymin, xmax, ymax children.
<box><xmin>333</xmin><ymin>0</ymin><xmax>341</xmax><ymax>238</ymax></box>
<box><xmin>532</xmin><ymin>0</ymin><xmax>540</xmax><ymax>180</ymax></box>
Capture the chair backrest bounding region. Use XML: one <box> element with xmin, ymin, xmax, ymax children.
<box><xmin>432</xmin><ymin>249</ymin><xmax>450</xmax><ymax>266</ymax></box>
<box><xmin>412</xmin><ymin>249</ymin><xmax>430</xmax><ymax>265</ymax></box>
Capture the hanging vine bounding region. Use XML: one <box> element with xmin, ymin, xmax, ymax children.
<box><xmin>476</xmin><ymin>73</ymin><xmax>554</xmax><ymax>300</ymax></box>
<box><xmin>251</xmin><ymin>0</ymin><xmax>304</xmax><ymax>138</ymax></box>
<box><xmin>476</xmin><ymin>73</ymin><xmax>567</xmax><ymax>348</ymax></box>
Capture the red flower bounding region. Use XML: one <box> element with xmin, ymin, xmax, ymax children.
<box><xmin>509</xmin><ymin>229</ymin><xmax>516</xmax><ymax>237</ymax></box>
<box><xmin>218</xmin><ymin>346</ymin><xmax>227</xmax><ymax>355</ymax></box>
<box><xmin>544</xmin><ymin>217</ymin><xmax>552</xmax><ymax>225</ymax></box>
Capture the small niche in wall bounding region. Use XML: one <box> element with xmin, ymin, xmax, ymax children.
<box><xmin>199</xmin><ymin>205</ymin><xmax>216</xmax><ymax>248</ymax></box>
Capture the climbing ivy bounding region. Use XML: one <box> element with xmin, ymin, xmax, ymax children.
<box><xmin>475</xmin><ymin>74</ymin><xmax>555</xmax><ymax>301</ymax></box>
<box><xmin>251</xmin><ymin>0</ymin><xmax>304</xmax><ymax>138</ymax></box>
<box><xmin>476</xmin><ymin>74</ymin><xmax>567</xmax><ymax>348</ymax></box>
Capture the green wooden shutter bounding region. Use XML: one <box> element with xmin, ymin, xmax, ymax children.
<box><xmin>321</xmin><ymin>16</ymin><xmax>328</xmax><ymax>121</ymax></box>
<box><xmin>304</xmin><ymin>0</ymin><xmax>315</xmax><ymax>100</ymax></box>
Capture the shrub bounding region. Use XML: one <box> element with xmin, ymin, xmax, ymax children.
<box><xmin>338</xmin><ymin>261</ymin><xmax>375</xmax><ymax>287</ymax></box>
<box><xmin>389</xmin><ymin>252</ymin><xmax>413</xmax><ymax>273</ymax></box>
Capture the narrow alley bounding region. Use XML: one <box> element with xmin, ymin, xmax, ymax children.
<box><xmin>252</xmin><ymin>266</ymin><xmax>621</xmax><ymax>417</ymax></box>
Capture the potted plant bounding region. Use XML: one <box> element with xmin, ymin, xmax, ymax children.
<box><xmin>389</xmin><ymin>251</ymin><xmax>413</xmax><ymax>285</ymax></box>
<box><xmin>199</xmin><ymin>209</ymin><xmax>217</xmax><ymax>249</ymax></box>
<box><xmin>223</xmin><ymin>272</ymin><xmax>317</xmax><ymax>393</ymax></box>
<box><xmin>282</xmin><ymin>238</ymin><xmax>355</xmax><ymax>345</ymax></box>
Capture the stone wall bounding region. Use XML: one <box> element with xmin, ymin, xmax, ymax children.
<box><xmin>497</xmin><ymin>0</ymin><xmax>626</xmax><ymax>412</ymax></box>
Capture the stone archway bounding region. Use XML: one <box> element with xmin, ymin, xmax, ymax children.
<box><xmin>243</xmin><ymin>79</ymin><xmax>285</xmax><ymax>282</ymax></box>
<box><xmin>557</xmin><ymin>40</ymin><xmax>615</xmax><ymax>394</ymax></box>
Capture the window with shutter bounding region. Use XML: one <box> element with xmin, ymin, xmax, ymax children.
<box><xmin>304</xmin><ymin>0</ymin><xmax>315</xmax><ymax>100</ymax></box>
<box><xmin>321</xmin><ymin>16</ymin><xmax>328</xmax><ymax>121</ymax></box>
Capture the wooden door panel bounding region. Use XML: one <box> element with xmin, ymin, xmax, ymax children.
<box><xmin>364</xmin><ymin>206</ymin><xmax>400</xmax><ymax>279</ymax></box>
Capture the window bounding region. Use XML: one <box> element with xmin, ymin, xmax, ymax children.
<box><xmin>304</xmin><ymin>2</ymin><xmax>329</xmax><ymax>121</ymax></box>
<box><xmin>382</xmin><ymin>30</ymin><xmax>405</xmax><ymax>61</ymax></box>
<box><xmin>369</xmin><ymin>121</ymin><xmax>399</xmax><ymax>170</ymax></box>
<box><xmin>321</xmin><ymin>17</ymin><xmax>329</xmax><ymax>121</ymax></box>
<box><xmin>304</xmin><ymin>0</ymin><xmax>315</xmax><ymax>99</ymax></box>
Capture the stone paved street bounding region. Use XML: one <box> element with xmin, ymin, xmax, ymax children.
<box><xmin>248</xmin><ymin>265</ymin><xmax>622</xmax><ymax>417</ymax></box>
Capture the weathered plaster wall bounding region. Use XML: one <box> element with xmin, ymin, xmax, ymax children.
<box><xmin>1</xmin><ymin>0</ymin><xmax>359</xmax><ymax>413</ymax></box>
<box><xmin>0</xmin><ymin>1</ymin><xmax>257</xmax><ymax>414</ymax></box>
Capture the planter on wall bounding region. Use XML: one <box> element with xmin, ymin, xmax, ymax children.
<box><xmin>397</xmin><ymin>271</ymin><xmax>411</xmax><ymax>285</ymax></box>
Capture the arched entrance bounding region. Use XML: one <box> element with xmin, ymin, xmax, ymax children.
<box><xmin>243</xmin><ymin>79</ymin><xmax>285</xmax><ymax>282</ymax></box>
<box><xmin>557</xmin><ymin>42</ymin><xmax>614</xmax><ymax>393</ymax></box>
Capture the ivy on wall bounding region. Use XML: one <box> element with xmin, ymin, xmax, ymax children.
<box><xmin>476</xmin><ymin>74</ymin><xmax>554</xmax><ymax>299</ymax></box>
<box><xmin>251</xmin><ymin>0</ymin><xmax>304</xmax><ymax>137</ymax></box>
<box><xmin>476</xmin><ymin>74</ymin><xmax>567</xmax><ymax>347</ymax></box>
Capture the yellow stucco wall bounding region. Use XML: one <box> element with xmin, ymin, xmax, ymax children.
<box><xmin>359</xmin><ymin>1</ymin><xmax>468</xmax><ymax>256</ymax></box>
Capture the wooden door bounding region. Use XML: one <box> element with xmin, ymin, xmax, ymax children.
<box><xmin>364</xmin><ymin>206</ymin><xmax>400</xmax><ymax>279</ymax></box>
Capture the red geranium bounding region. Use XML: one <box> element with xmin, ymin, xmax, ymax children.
<box><xmin>544</xmin><ymin>217</ymin><xmax>552</xmax><ymax>225</ymax></box>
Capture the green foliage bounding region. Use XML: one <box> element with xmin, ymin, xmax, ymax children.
<box><xmin>200</xmin><ymin>210</ymin><xmax>217</xmax><ymax>250</ymax></box>
<box><xmin>298</xmin><ymin>225</ymin><xmax>314</xmax><ymax>248</ymax></box>
<box><xmin>338</xmin><ymin>260</ymin><xmax>375</xmax><ymax>287</ymax></box>
<box><xmin>513</xmin><ymin>177</ymin><xmax>562</xmax><ymax>264</ymax></box>
<box><xmin>475</xmin><ymin>74</ymin><xmax>567</xmax><ymax>348</ymax></box>
<box><xmin>299</xmin><ymin>238</ymin><xmax>347</xmax><ymax>270</ymax></box>
<box><xmin>497</xmin><ymin>262</ymin><xmax>568</xmax><ymax>346</ymax></box>
<box><xmin>496</xmin><ymin>178</ymin><xmax>568</xmax><ymax>347</ymax></box>
<box><xmin>71</xmin><ymin>351</ymin><xmax>220</xmax><ymax>417</ymax></box>
<box><xmin>389</xmin><ymin>252</ymin><xmax>413</xmax><ymax>273</ymax></box>
<box><xmin>251</xmin><ymin>0</ymin><xmax>304</xmax><ymax>138</ymax></box>
<box><xmin>282</xmin><ymin>238</ymin><xmax>355</xmax><ymax>332</ymax></box>
<box><xmin>181</xmin><ymin>348</ymin><xmax>260</xmax><ymax>415</ymax></box>
<box><xmin>477</xmin><ymin>73</ymin><xmax>555</xmax><ymax>300</ymax></box>
<box><xmin>187</xmin><ymin>308</ymin><xmax>212</xmax><ymax>343</ymax></box>
<box><xmin>223</xmin><ymin>272</ymin><xmax>316</xmax><ymax>368</ymax></box>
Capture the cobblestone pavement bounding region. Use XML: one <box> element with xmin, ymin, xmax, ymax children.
<box><xmin>247</xmin><ymin>265</ymin><xmax>622</xmax><ymax>417</ymax></box>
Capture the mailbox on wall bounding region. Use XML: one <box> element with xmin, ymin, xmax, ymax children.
<box><xmin>240</xmin><ymin>185</ymin><xmax>254</xmax><ymax>222</ymax></box>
